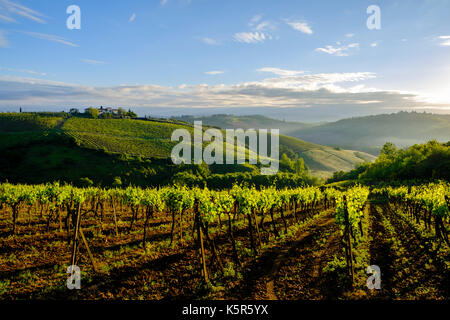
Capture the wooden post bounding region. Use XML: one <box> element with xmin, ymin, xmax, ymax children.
<box><xmin>343</xmin><ymin>195</ymin><xmax>354</xmax><ymax>285</ymax></box>
<box><xmin>199</xmin><ymin>226</ymin><xmax>208</xmax><ymax>283</ymax></box>
<box><xmin>112</xmin><ymin>200</ymin><xmax>119</xmax><ymax>237</ymax></box>
<box><xmin>227</xmin><ymin>212</ymin><xmax>241</xmax><ymax>267</ymax></box>
<box><xmin>70</xmin><ymin>203</ymin><xmax>82</xmax><ymax>268</ymax></box>
<box><xmin>194</xmin><ymin>201</ymin><xmax>208</xmax><ymax>283</ymax></box>
<box><xmin>79</xmin><ymin>226</ymin><xmax>99</xmax><ymax>273</ymax></box>
<box><xmin>143</xmin><ymin>206</ymin><xmax>152</xmax><ymax>251</ymax></box>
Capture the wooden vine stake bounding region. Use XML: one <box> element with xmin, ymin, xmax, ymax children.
<box><xmin>343</xmin><ymin>195</ymin><xmax>354</xmax><ymax>285</ymax></box>
<box><xmin>70</xmin><ymin>203</ymin><xmax>99</xmax><ymax>274</ymax></box>
<box><xmin>194</xmin><ymin>200</ymin><xmax>208</xmax><ymax>283</ymax></box>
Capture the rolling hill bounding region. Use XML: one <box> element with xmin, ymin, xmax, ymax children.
<box><xmin>178</xmin><ymin>112</ymin><xmax>450</xmax><ymax>156</ymax></box>
<box><xmin>172</xmin><ymin>114</ymin><xmax>318</xmax><ymax>136</ymax></box>
<box><xmin>61</xmin><ymin>116</ymin><xmax>375</xmax><ymax>177</ymax></box>
<box><xmin>289</xmin><ymin>111</ymin><xmax>450</xmax><ymax>155</ymax></box>
<box><xmin>0</xmin><ymin>113</ymin><xmax>375</xmax><ymax>184</ymax></box>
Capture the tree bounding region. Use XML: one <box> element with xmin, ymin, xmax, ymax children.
<box><xmin>118</xmin><ymin>108</ymin><xmax>126</xmax><ymax>118</ymax></box>
<box><xmin>85</xmin><ymin>107</ymin><xmax>99</xmax><ymax>119</ymax></box>
<box><xmin>100</xmin><ymin>112</ymin><xmax>112</xmax><ymax>119</ymax></box>
<box><xmin>279</xmin><ymin>153</ymin><xmax>294</xmax><ymax>172</ymax></box>
<box><xmin>112</xmin><ymin>177</ymin><xmax>122</xmax><ymax>188</ymax></box>
<box><xmin>294</xmin><ymin>157</ymin><xmax>306</xmax><ymax>175</ymax></box>
<box><xmin>127</xmin><ymin>109</ymin><xmax>138</xmax><ymax>118</ymax></box>
<box><xmin>380</xmin><ymin>142</ymin><xmax>398</xmax><ymax>159</ymax></box>
<box><xmin>79</xmin><ymin>177</ymin><xmax>94</xmax><ymax>187</ymax></box>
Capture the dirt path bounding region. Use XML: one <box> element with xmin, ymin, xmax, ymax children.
<box><xmin>367</xmin><ymin>203</ymin><xmax>397</xmax><ymax>299</ymax></box>
<box><xmin>369</xmin><ymin>202</ymin><xmax>449</xmax><ymax>299</ymax></box>
<box><xmin>226</xmin><ymin>211</ymin><xmax>343</xmax><ymax>300</ymax></box>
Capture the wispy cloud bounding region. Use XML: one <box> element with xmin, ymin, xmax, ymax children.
<box><xmin>22</xmin><ymin>32</ymin><xmax>78</xmax><ymax>47</ymax></box>
<box><xmin>233</xmin><ymin>32</ymin><xmax>267</xmax><ymax>44</ymax></box>
<box><xmin>0</xmin><ymin>0</ymin><xmax>46</xmax><ymax>24</ymax></box>
<box><xmin>257</xmin><ymin>67</ymin><xmax>304</xmax><ymax>77</ymax></box>
<box><xmin>254</xmin><ymin>21</ymin><xmax>276</xmax><ymax>31</ymax></box>
<box><xmin>82</xmin><ymin>59</ymin><xmax>106</xmax><ymax>65</ymax></box>
<box><xmin>248</xmin><ymin>14</ymin><xmax>263</xmax><ymax>27</ymax></box>
<box><xmin>235</xmin><ymin>15</ymin><xmax>275</xmax><ymax>44</ymax></box>
<box><xmin>346</xmin><ymin>33</ymin><xmax>355</xmax><ymax>38</ymax></box>
<box><xmin>285</xmin><ymin>20</ymin><xmax>313</xmax><ymax>35</ymax></box>
<box><xmin>204</xmin><ymin>70</ymin><xmax>224</xmax><ymax>75</ymax></box>
<box><xmin>161</xmin><ymin>0</ymin><xmax>168</xmax><ymax>6</ymax></box>
<box><xmin>1</xmin><ymin>66</ymin><xmax>46</xmax><ymax>76</ymax></box>
<box><xmin>315</xmin><ymin>43</ymin><xmax>359</xmax><ymax>56</ymax></box>
<box><xmin>0</xmin><ymin>30</ymin><xmax>9</xmax><ymax>48</ymax></box>
<box><xmin>438</xmin><ymin>35</ymin><xmax>450</xmax><ymax>46</ymax></box>
<box><xmin>129</xmin><ymin>13</ymin><xmax>136</xmax><ymax>23</ymax></box>
<box><xmin>201</xmin><ymin>37</ymin><xmax>220</xmax><ymax>45</ymax></box>
<box><xmin>370</xmin><ymin>42</ymin><xmax>378</xmax><ymax>47</ymax></box>
<box><xmin>0</xmin><ymin>13</ymin><xmax>16</xmax><ymax>23</ymax></box>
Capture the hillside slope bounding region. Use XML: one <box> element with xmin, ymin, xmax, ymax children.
<box><xmin>290</xmin><ymin>112</ymin><xmax>450</xmax><ymax>154</ymax></box>
<box><xmin>62</xmin><ymin>117</ymin><xmax>374</xmax><ymax>175</ymax></box>
<box><xmin>0</xmin><ymin>113</ymin><xmax>376</xmax><ymax>182</ymax></box>
<box><xmin>278</xmin><ymin>135</ymin><xmax>375</xmax><ymax>177</ymax></box>
<box><xmin>173</xmin><ymin>114</ymin><xmax>318</xmax><ymax>135</ymax></box>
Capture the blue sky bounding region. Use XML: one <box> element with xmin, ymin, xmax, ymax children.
<box><xmin>0</xmin><ymin>0</ymin><xmax>450</xmax><ymax>120</ymax></box>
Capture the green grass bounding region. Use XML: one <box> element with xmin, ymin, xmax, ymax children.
<box><xmin>279</xmin><ymin>134</ymin><xmax>376</xmax><ymax>173</ymax></box>
<box><xmin>62</xmin><ymin>118</ymin><xmax>193</xmax><ymax>158</ymax></box>
<box><xmin>0</xmin><ymin>112</ymin><xmax>376</xmax><ymax>186</ymax></box>
<box><xmin>0</xmin><ymin>113</ymin><xmax>64</xmax><ymax>133</ymax></box>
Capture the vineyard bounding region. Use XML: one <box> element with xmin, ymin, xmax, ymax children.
<box><xmin>0</xmin><ymin>182</ymin><xmax>448</xmax><ymax>300</ymax></box>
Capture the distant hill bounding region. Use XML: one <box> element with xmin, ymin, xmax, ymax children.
<box><xmin>62</xmin><ymin>116</ymin><xmax>374</xmax><ymax>177</ymax></box>
<box><xmin>172</xmin><ymin>114</ymin><xmax>318</xmax><ymax>136</ymax></box>
<box><xmin>0</xmin><ymin>113</ymin><xmax>375</xmax><ymax>182</ymax></box>
<box><xmin>289</xmin><ymin>112</ymin><xmax>450</xmax><ymax>155</ymax></box>
<box><xmin>172</xmin><ymin>114</ymin><xmax>375</xmax><ymax>177</ymax></box>
<box><xmin>277</xmin><ymin>135</ymin><xmax>375</xmax><ymax>177</ymax></box>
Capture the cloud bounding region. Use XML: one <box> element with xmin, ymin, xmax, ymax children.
<box><xmin>161</xmin><ymin>0</ymin><xmax>168</xmax><ymax>5</ymax></box>
<box><xmin>0</xmin><ymin>30</ymin><xmax>9</xmax><ymax>47</ymax></box>
<box><xmin>82</xmin><ymin>59</ymin><xmax>106</xmax><ymax>65</ymax></box>
<box><xmin>252</xmin><ymin>72</ymin><xmax>376</xmax><ymax>91</ymax></box>
<box><xmin>438</xmin><ymin>35</ymin><xmax>450</xmax><ymax>46</ymax></box>
<box><xmin>346</xmin><ymin>33</ymin><xmax>355</xmax><ymax>38</ymax></box>
<box><xmin>201</xmin><ymin>37</ymin><xmax>220</xmax><ymax>45</ymax></box>
<box><xmin>129</xmin><ymin>13</ymin><xmax>136</xmax><ymax>22</ymax></box>
<box><xmin>204</xmin><ymin>70</ymin><xmax>224</xmax><ymax>75</ymax></box>
<box><xmin>370</xmin><ymin>42</ymin><xmax>378</xmax><ymax>47</ymax></box>
<box><xmin>0</xmin><ymin>71</ymin><xmax>431</xmax><ymax>117</ymax></box>
<box><xmin>0</xmin><ymin>0</ymin><xmax>46</xmax><ymax>24</ymax></box>
<box><xmin>235</xmin><ymin>15</ymin><xmax>275</xmax><ymax>44</ymax></box>
<box><xmin>248</xmin><ymin>14</ymin><xmax>263</xmax><ymax>27</ymax></box>
<box><xmin>285</xmin><ymin>20</ymin><xmax>313</xmax><ymax>35</ymax></box>
<box><xmin>254</xmin><ymin>21</ymin><xmax>276</xmax><ymax>31</ymax></box>
<box><xmin>0</xmin><ymin>67</ymin><xmax>46</xmax><ymax>76</ymax></box>
<box><xmin>0</xmin><ymin>13</ymin><xmax>16</xmax><ymax>23</ymax></box>
<box><xmin>233</xmin><ymin>32</ymin><xmax>267</xmax><ymax>43</ymax></box>
<box><xmin>22</xmin><ymin>32</ymin><xmax>78</xmax><ymax>47</ymax></box>
<box><xmin>315</xmin><ymin>43</ymin><xmax>359</xmax><ymax>56</ymax></box>
<box><xmin>257</xmin><ymin>67</ymin><xmax>304</xmax><ymax>77</ymax></box>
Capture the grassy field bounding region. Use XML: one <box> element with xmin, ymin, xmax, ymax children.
<box><xmin>0</xmin><ymin>113</ymin><xmax>374</xmax><ymax>185</ymax></box>
<box><xmin>61</xmin><ymin>116</ymin><xmax>375</xmax><ymax>175</ymax></box>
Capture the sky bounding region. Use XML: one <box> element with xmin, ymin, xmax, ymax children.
<box><xmin>0</xmin><ymin>0</ymin><xmax>450</xmax><ymax>121</ymax></box>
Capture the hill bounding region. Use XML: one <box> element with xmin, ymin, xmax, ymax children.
<box><xmin>278</xmin><ymin>135</ymin><xmax>375</xmax><ymax>177</ymax></box>
<box><xmin>327</xmin><ymin>140</ymin><xmax>450</xmax><ymax>183</ymax></box>
<box><xmin>0</xmin><ymin>113</ymin><xmax>375</xmax><ymax>185</ymax></box>
<box><xmin>171</xmin><ymin>114</ymin><xmax>375</xmax><ymax>176</ymax></box>
<box><xmin>172</xmin><ymin>114</ymin><xmax>318</xmax><ymax>136</ymax></box>
<box><xmin>63</xmin><ymin>116</ymin><xmax>374</xmax><ymax>176</ymax></box>
<box><xmin>289</xmin><ymin>112</ymin><xmax>450</xmax><ymax>155</ymax></box>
